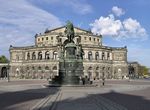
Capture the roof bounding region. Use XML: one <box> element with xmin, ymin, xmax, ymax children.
<box><xmin>36</xmin><ymin>25</ymin><xmax>101</xmax><ymax>38</ymax></box>
<box><xmin>45</xmin><ymin>25</ymin><xmax>91</xmax><ymax>33</ymax></box>
<box><xmin>128</xmin><ymin>61</ymin><xmax>139</xmax><ymax>64</ymax></box>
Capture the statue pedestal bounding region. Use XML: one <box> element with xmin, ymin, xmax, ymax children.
<box><xmin>50</xmin><ymin>21</ymin><xmax>84</xmax><ymax>85</ymax></box>
<box><xmin>52</xmin><ymin>43</ymin><xmax>83</xmax><ymax>85</ymax></box>
<box><xmin>58</xmin><ymin>60</ymin><xmax>83</xmax><ymax>85</ymax></box>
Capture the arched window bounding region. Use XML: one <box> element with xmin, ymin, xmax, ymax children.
<box><xmin>45</xmin><ymin>66</ymin><xmax>49</xmax><ymax>70</ymax></box>
<box><xmin>96</xmin><ymin>67</ymin><xmax>99</xmax><ymax>70</ymax></box>
<box><xmin>102</xmin><ymin>52</ymin><xmax>105</xmax><ymax>60</ymax></box>
<box><xmin>107</xmin><ymin>67</ymin><xmax>111</xmax><ymax>79</ymax></box>
<box><xmin>26</xmin><ymin>67</ymin><xmax>29</xmax><ymax>70</ymax></box>
<box><xmin>38</xmin><ymin>66</ymin><xmax>41</xmax><ymax>70</ymax></box>
<box><xmin>102</xmin><ymin>67</ymin><xmax>105</xmax><ymax>71</ymax></box>
<box><xmin>32</xmin><ymin>52</ymin><xmax>36</xmax><ymax>60</ymax></box>
<box><xmin>45</xmin><ymin>51</ymin><xmax>50</xmax><ymax>59</ymax></box>
<box><xmin>107</xmin><ymin>52</ymin><xmax>110</xmax><ymax>60</ymax></box>
<box><xmin>102</xmin><ymin>67</ymin><xmax>105</xmax><ymax>77</ymax></box>
<box><xmin>53</xmin><ymin>66</ymin><xmax>57</xmax><ymax>70</ymax></box>
<box><xmin>95</xmin><ymin>52</ymin><xmax>99</xmax><ymax>60</ymax></box>
<box><xmin>88</xmin><ymin>67</ymin><xmax>92</xmax><ymax>79</ymax></box>
<box><xmin>96</xmin><ymin>67</ymin><xmax>99</xmax><ymax>78</ymax></box>
<box><xmin>1</xmin><ymin>67</ymin><xmax>7</xmax><ymax>78</ymax></box>
<box><xmin>27</xmin><ymin>52</ymin><xmax>30</xmax><ymax>60</ymax></box>
<box><xmin>88</xmin><ymin>51</ymin><xmax>92</xmax><ymax>60</ymax></box>
<box><xmin>38</xmin><ymin>51</ymin><xmax>42</xmax><ymax>60</ymax></box>
<box><xmin>16</xmin><ymin>55</ymin><xmax>19</xmax><ymax>61</ymax></box>
<box><xmin>32</xmin><ymin>66</ymin><xmax>35</xmax><ymax>70</ymax></box>
<box><xmin>53</xmin><ymin>51</ymin><xmax>57</xmax><ymax>60</ymax></box>
<box><xmin>57</xmin><ymin>35</ymin><xmax>62</xmax><ymax>44</ymax></box>
<box><xmin>88</xmin><ymin>67</ymin><xmax>92</xmax><ymax>70</ymax></box>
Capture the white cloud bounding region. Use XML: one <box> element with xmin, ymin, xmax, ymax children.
<box><xmin>90</xmin><ymin>14</ymin><xmax>123</xmax><ymax>36</ymax></box>
<box><xmin>68</xmin><ymin>0</ymin><xmax>92</xmax><ymax>14</ymax></box>
<box><xmin>123</xmin><ymin>18</ymin><xmax>147</xmax><ymax>38</ymax></box>
<box><xmin>0</xmin><ymin>0</ymin><xmax>62</xmax><ymax>57</ymax></box>
<box><xmin>112</xmin><ymin>6</ymin><xmax>125</xmax><ymax>17</ymax></box>
<box><xmin>90</xmin><ymin>14</ymin><xmax>148</xmax><ymax>40</ymax></box>
<box><xmin>35</xmin><ymin>0</ymin><xmax>93</xmax><ymax>15</ymax></box>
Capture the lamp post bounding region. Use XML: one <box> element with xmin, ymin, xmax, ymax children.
<box><xmin>128</xmin><ymin>64</ymin><xmax>133</xmax><ymax>82</ymax></box>
<box><xmin>102</xmin><ymin>72</ymin><xmax>105</xmax><ymax>86</ymax></box>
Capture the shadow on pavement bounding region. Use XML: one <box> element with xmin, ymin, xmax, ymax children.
<box><xmin>35</xmin><ymin>89</ymin><xmax>150</xmax><ymax>110</ymax></box>
<box><xmin>0</xmin><ymin>86</ymin><xmax>60</xmax><ymax>110</ymax></box>
<box><xmin>101</xmin><ymin>91</ymin><xmax>150</xmax><ymax>110</ymax></box>
<box><xmin>1</xmin><ymin>84</ymin><xmax>150</xmax><ymax>110</ymax></box>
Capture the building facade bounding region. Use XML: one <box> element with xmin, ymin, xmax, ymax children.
<box><xmin>9</xmin><ymin>25</ymin><xmax>128</xmax><ymax>79</ymax></box>
<box><xmin>128</xmin><ymin>62</ymin><xmax>141</xmax><ymax>78</ymax></box>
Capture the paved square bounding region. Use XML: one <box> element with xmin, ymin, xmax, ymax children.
<box><xmin>0</xmin><ymin>79</ymin><xmax>150</xmax><ymax>110</ymax></box>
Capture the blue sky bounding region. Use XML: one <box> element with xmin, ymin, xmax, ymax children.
<box><xmin>0</xmin><ymin>0</ymin><xmax>150</xmax><ymax>67</ymax></box>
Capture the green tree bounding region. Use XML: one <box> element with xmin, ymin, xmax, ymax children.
<box><xmin>0</xmin><ymin>55</ymin><xmax>9</xmax><ymax>63</ymax></box>
<box><xmin>140</xmin><ymin>66</ymin><xmax>149</xmax><ymax>76</ymax></box>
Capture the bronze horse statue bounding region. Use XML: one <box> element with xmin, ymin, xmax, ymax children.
<box><xmin>65</xmin><ymin>21</ymin><xmax>75</xmax><ymax>42</ymax></box>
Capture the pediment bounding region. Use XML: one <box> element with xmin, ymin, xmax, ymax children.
<box><xmin>45</xmin><ymin>26</ymin><xmax>90</xmax><ymax>34</ymax></box>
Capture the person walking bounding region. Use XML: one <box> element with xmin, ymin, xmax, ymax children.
<box><xmin>102</xmin><ymin>77</ymin><xmax>105</xmax><ymax>86</ymax></box>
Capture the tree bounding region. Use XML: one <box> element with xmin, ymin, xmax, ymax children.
<box><xmin>139</xmin><ymin>66</ymin><xmax>149</xmax><ymax>76</ymax></box>
<box><xmin>0</xmin><ymin>55</ymin><xmax>9</xmax><ymax>63</ymax></box>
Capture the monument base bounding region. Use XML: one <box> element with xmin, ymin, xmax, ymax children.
<box><xmin>51</xmin><ymin>75</ymin><xmax>80</xmax><ymax>85</ymax></box>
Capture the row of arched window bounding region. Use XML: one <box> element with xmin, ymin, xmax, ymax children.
<box><xmin>26</xmin><ymin>51</ymin><xmax>57</xmax><ymax>60</ymax></box>
<box><xmin>26</xmin><ymin>66</ymin><xmax>57</xmax><ymax>71</ymax></box>
<box><xmin>88</xmin><ymin>51</ymin><xmax>111</xmax><ymax>60</ymax></box>
<box><xmin>87</xmin><ymin>66</ymin><xmax>111</xmax><ymax>79</ymax></box>
<box><xmin>87</xmin><ymin>66</ymin><xmax>111</xmax><ymax>71</ymax></box>
<box><xmin>26</xmin><ymin>51</ymin><xmax>111</xmax><ymax>61</ymax></box>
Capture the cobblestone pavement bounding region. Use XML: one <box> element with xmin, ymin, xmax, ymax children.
<box><xmin>1</xmin><ymin>79</ymin><xmax>150</xmax><ymax>110</ymax></box>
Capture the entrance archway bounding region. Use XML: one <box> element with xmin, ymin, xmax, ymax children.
<box><xmin>1</xmin><ymin>67</ymin><xmax>7</xmax><ymax>78</ymax></box>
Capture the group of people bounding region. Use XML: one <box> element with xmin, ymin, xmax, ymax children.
<box><xmin>80</xmin><ymin>76</ymin><xmax>105</xmax><ymax>86</ymax></box>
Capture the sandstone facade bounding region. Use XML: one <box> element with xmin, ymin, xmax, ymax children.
<box><xmin>9</xmin><ymin>26</ymin><xmax>128</xmax><ymax>79</ymax></box>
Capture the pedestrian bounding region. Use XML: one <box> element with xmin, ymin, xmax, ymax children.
<box><xmin>82</xmin><ymin>77</ymin><xmax>85</xmax><ymax>85</ymax></box>
<box><xmin>102</xmin><ymin>77</ymin><xmax>105</xmax><ymax>86</ymax></box>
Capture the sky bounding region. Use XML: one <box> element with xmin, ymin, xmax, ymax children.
<box><xmin>0</xmin><ymin>0</ymin><xmax>150</xmax><ymax>67</ymax></box>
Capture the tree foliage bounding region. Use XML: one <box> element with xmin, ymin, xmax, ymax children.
<box><xmin>140</xmin><ymin>66</ymin><xmax>149</xmax><ymax>76</ymax></box>
<box><xmin>0</xmin><ymin>55</ymin><xmax>9</xmax><ymax>63</ymax></box>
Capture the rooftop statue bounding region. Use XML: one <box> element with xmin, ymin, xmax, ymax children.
<box><xmin>64</xmin><ymin>21</ymin><xmax>75</xmax><ymax>42</ymax></box>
